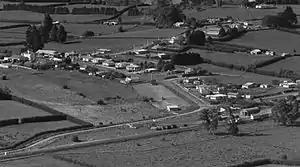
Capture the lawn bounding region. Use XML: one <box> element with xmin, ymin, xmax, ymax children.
<box><xmin>0</xmin><ymin>27</ymin><xmax>26</xmax><ymax>42</ymax></box>
<box><xmin>0</xmin><ymin>68</ymin><xmax>93</xmax><ymax>105</ymax></box>
<box><xmin>196</xmin><ymin>64</ymin><xmax>286</xmax><ymax>84</ymax></box>
<box><xmin>259</xmin><ymin>56</ymin><xmax>300</xmax><ymax>74</ymax></box>
<box><xmin>0</xmin><ymin>120</ymin><xmax>77</xmax><ymax>147</ymax></box>
<box><xmin>229</xmin><ymin>30</ymin><xmax>300</xmax><ymax>53</ymax></box>
<box><xmin>0</xmin><ymin>100</ymin><xmax>50</xmax><ymax>120</ymax></box>
<box><xmin>189</xmin><ymin>49</ymin><xmax>273</xmax><ymax>67</ymax></box>
<box><xmin>134</xmin><ymin>83</ymin><xmax>190</xmax><ymax>109</ymax></box>
<box><xmin>1</xmin><ymin>155</ymin><xmax>81</xmax><ymax>167</ymax></box>
<box><xmin>53</xmin><ymin>120</ymin><xmax>300</xmax><ymax>167</ymax></box>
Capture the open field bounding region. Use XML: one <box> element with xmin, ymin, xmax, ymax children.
<box><xmin>0</xmin><ymin>68</ymin><xmax>93</xmax><ymax>105</ymax></box>
<box><xmin>0</xmin><ymin>120</ymin><xmax>78</xmax><ymax>147</ymax></box>
<box><xmin>195</xmin><ymin>64</ymin><xmax>286</xmax><ymax>84</ymax></box>
<box><xmin>229</xmin><ymin>30</ymin><xmax>300</xmax><ymax>53</ymax></box>
<box><xmin>0</xmin><ymin>100</ymin><xmax>50</xmax><ymax>120</ymax></box>
<box><xmin>134</xmin><ymin>83</ymin><xmax>190</xmax><ymax>109</ymax></box>
<box><xmin>1</xmin><ymin>155</ymin><xmax>80</xmax><ymax>167</ymax></box>
<box><xmin>189</xmin><ymin>49</ymin><xmax>273</xmax><ymax>67</ymax></box>
<box><xmin>259</xmin><ymin>56</ymin><xmax>300</xmax><ymax>74</ymax></box>
<box><xmin>51</xmin><ymin>120</ymin><xmax>300</xmax><ymax>167</ymax></box>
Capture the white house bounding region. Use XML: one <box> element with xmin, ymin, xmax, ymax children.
<box><xmin>82</xmin><ymin>56</ymin><xmax>93</xmax><ymax>62</ymax></box>
<box><xmin>125</xmin><ymin>76</ymin><xmax>140</xmax><ymax>83</ymax></box>
<box><xmin>196</xmin><ymin>85</ymin><xmax>211</xmax><ymax>95</ymax></box>
<box><xmin>102</xmin><ymin>61</ymin><xmax>115</xmax><ymax>67</ymax></box>
<box><xmin>227</xmin><ymin>92</ymin><xmax>239</xmax><ymax>98</ymax></box>
<box><xmin>36</xmin><ymin>50</ymin><xmax>58</xmax><ymax>57</ymax></box>
<box><xmin>50</xmin><ymin>57</ymin><xmax>63</xmax><ymax>62</ymax></box>
<box><xmin>260</xmin><ymin>84</ymin><xmax>270</xmax><ymax>89</ymax></box>
<box><xmin>167</xmin><ymin>105</ymin><xmax>180</xmax><ymax>112</ymax></box>
<box><xmin>144</xmin><ymin>68</ymin><xmax>158</xmax><ymax>73</ymax></box>
<box><xmin>126</xmin><ymin>64</ymin><xmax>140</xmax><ymax>72</ymax></box>
<box><xmin>239</xmin><ymin>107</ymin><xmax>260</xmax><ymax>118</ymax></box>
<box><xmin>206</xmin><ymin>94</ymin><xmax>227</xmax><ymax>100</ymax></box>
<box><xmin>280</xmin><ymin>82</ymin><xmax>297</xmax><ymax>88</ymax></box>
<box><xmin>250</xmin><ymin>49</ymin><xmax>262</xmax><ymax>55</ymax></box>
<box><xmin>115</xmin><ymin>62</ymin><xmax>128</xmax><ymax>69</ymax></box>
<box><xmin>21</xmin><ymin>50</ymin><xmax>36</xmax><ymax>61</ymax></box>
<box><xmin>92</xmin><ymin>58</ymin><xmax>105</xmax><ymax>64</ymax></box>
<box><xmin>242</xmin><ymin>82</ymin><xmax>256</xmax><ymax>89</ymax></box>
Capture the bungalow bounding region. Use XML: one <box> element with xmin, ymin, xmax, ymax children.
<box><xmin>206</xmin><ymin>94</ymin><xmax>227</xmax><ymax>100</ymax></box>
<box><xmin>242</xmin><ymin>82</ymin><xmax>257</xmax><ymax>89</ymax></box>
<box><xmin>36</xmin><ymin>50</ymin><xmax>58</xmax><ymax>57</ymax></box>
<box><xmin>115</xmin><ymin>62</ymin><xmax>128</xmax><ymax>69</ymax></box>
<box><xmin>126</xmin><ymin>64</ymin><xmax>140</xmax><ymax>72</ymax></box>
<box><xmin>102</xmin><ymin>60</ymin><xmax>115</xmax><ymax>67</ymax></box>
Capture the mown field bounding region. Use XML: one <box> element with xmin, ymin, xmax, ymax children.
<box><xmin>196</xmin><ymin>64</ymin><xmax>286</xmax><ymax>84</ymax></box>
<box><xmin>1</xmin><ymin>155</ymin><xmax>81</xmax><ymax>167</ymax></box>
<box><xmin>258</xmin><ymin>56</ymin><xmax>300</xmax><ymax>74</ymax></box>
<box><xmin>0</xmin><ymin>120</ymin><xmax>77</xmax><ymax>147</ymax></box>
<box><xmin>51</xmin><ymin>120</ymin><xmax>300</xmax><ymax>167</ymax></box>
<box><xmin>134</xmin><ymin>83</ymin><xmax>190</xmax><ymax>109</ymax></box>
<box><xmin>229</xmin><ymin>30</ymin><xmax>300</xmax><ymax>53</ymax></box>
<box><xmin>189</xmin><ymin>49</ymin><xmax>273</xmax><ymax>67</ymax></box>
<box><xmin>0</xmin><ymin>100</ymin><xmax>50</xmax><ymax>120</ymax></box>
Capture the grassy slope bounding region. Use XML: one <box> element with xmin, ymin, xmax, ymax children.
<box><xmin>259</xmin><ymin>56</ymin><xmax>300</xmax><ymax>74</ymax></box>
<box><xmin>0</xmin><ymin>100</ymin><xmax>50</xmax><ymax>119</ymax></box>
<box><xmin>54</xmin><ymin>120</ymin><xmax>300</xmax><ymax>167</ymax></box>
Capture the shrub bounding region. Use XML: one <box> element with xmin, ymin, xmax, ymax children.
<box><xmin>97</xmin><ymin>99</ymin><xmax>106</xmax><ymax>105</ymax></box>
<box><xmin>171</xmin><ymin>52</ymin><xmax>203</xmax><ymax>65</ymax></box>
<box><xmin>62</xmin><ymin>85</ymin><xmax>69</xmax><ymax>89</ymax></box>
<box><xmin>72</xmin><ymin>135</ymin><xmax>80</xmax><ymax>142</ymax></box>
<box><xmin>77</xmin><ymin>92</ymin><xmax>86</xmax><ymax>97</ymax></box>
<box><xmin>82</xmin><ymin>31</ymin><xmax>95</xmax><ymax>37</ymax></box>
<box><xmin>118</xmin><ymin>26</ymin><xmax>125</xmax><ymax>32</ymax></box>
<box><xmin>1</xmin><ymin>75</ymin><xmax>7</xmax><ymax>80</ymax></box>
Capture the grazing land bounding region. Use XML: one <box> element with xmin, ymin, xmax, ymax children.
<box><xmin>134</xmin><ymin>83</ymin><xmax>190</xmax><ymax>109</ymax></box>
<box><xmin>0</xmin><ymin>100</ymin><xmax>50</xmax><ymax>120</ymax></box>
<box><xmin>1</xmin><ymin>155</ymin><xmax>80</xmax><ymax>167</ymax></box>
<box><xmin>259</xmin><ymin>56</ymin><xmax>300</xmax><ymax>74</ymax></box>
<box><xmin>229</xmin><ymin>30</ymin><xmax>300</xmax><ymax>53</ymax></box>
<box><xmin>189</xmin><ymin>49</ymin><xmax>274</xmax><ymax>67</ymax></box>
<box><xmin>0</xmin><ymin>120</ymin><xmax>77</xmax><ymax>147</ymax></box>
<box><xmin>52</xmin><ymin>120</ymin><xmax>300</xmax><ymax>167</ymax></box>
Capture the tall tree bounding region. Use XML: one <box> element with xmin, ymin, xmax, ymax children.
<box><xmin>38</xmin><ymin>25</ymin><xmax>45</xmax><ymax>44</ymax></box>
<box><xmin>278</xmin><ymin>6</ymin><xmax>298</xmax><ymax>24</ymax></box>
<box><xmin>42</xmin><ymin>13</ymin><xmax>53</xmax><ymax>41</ymax></box>
<box><xmin>49</xmin><ymin>25</ymin><xmax>58</xmax><ymax>42</ymax></box>
<box><xmin>200</xmin><ymin>108</ymin><xmax>219</xmax><ymax>134</ymax></box>
<box><xmin>25</xmin><ymin>26</ymin><xmax>33</xmax><ymax>50</ymax></box>
<box><xmin>57</xmin><ymin>24</ymin><xmax>67</xmax><ymax>43</ymax></box>
<box><xmin>25</xmin><ymin>25</ymin><xmax>43</xmax><ymax>52</ymax></box>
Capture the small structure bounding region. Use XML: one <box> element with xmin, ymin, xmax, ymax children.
<box><xmin>250</xmin><ymin>49</ymin><xmax>262</xmax><ymax>55</ymax></box>
<box><xmin>115</xmin><ymin>62</ymin><xmax>128</xmax><ymax>69</ymax></box>
<box><xmin>204</xmin><ymin>26</ymin><xmax>226</xmax><ymax>37</ymax></box>
<box><xmin>36</xmin><ymin>50</ymin><xmax>58</xmax><ymax>57</ymax></box>
<box><xmin>242</xmin><ymin>82</ymin><xmax>257</xmax><ymax>89</ymax></box>
<box><xmin>92</xmin><ymin>58</ymin><xmax>105</xmax><ymax>64</ymax></box>
<box><xmin>144</xmin><ymin>68</ymin><xmax>158</xmax><ymax>73</ymax></box>
<box><xmin>260</xmin><ymin>84</ymin><xmax>270</xmax><ymax>88</ymax></box>
<box><xmin>0</xmin><ymin>63</ymin><xmax>11</xmax><ymax>68</ymax></box>
<box><xmin>21</xmin><ymin>50</ymin><xmax>36</xmax><ymax>61</ymax></box>
<box><xmin>102</xmin><ymin>60</ymin><xmax>115</xmax><ymax>67</ymax></box>
<box><xmin>167</xmin><ymin>105</ymin><xmax>180</xmax><ymax>112</ymax></box>
<box><xmin>239</xmin><ymin>107</ymin><xmax>260</xmax><ymax>118</ymax></box>
<box><xmin>126</xmin><ymin>64</ymin><xmax>140</xmax><ymax>72</ymax></box>
<box><xmin>196</xmin><ymin>85</ymin><xmax>211</xmax><ymax>95</ymax></box>
<box><xmin>206</xmin><ymin>94</ymin><xmax>227</xmax><ymax>100</ymax></box>
<box><xmin>81</xmin><ymin>56</ymin><xmax>93</xmax><ymax>62</ymax></box>
<box><xmin>280</xmin><ymin>82</ymin><xmax>297</xmax><ymax>88</ymax></box>
<box><xmin>227</xmin><ymin>92</ymin><xmax>239</xmax><ymax>98</ymax></box>
<box><xmin>125</xmin><ymin>76</ymin><xmax>140</xmax><ymax>83</ymax></box>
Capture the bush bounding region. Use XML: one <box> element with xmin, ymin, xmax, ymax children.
<box><xmin>72</xmin><ymin>135</ymin><xmax>80</xmax><ymax>142</ymax></box>
<box><xmin>1</xmin><ymin>75</ymin><xmax>7</xmax><ymax>80</ymax></box>
<box><xmin>97</xmin><ymin>99</ymin><xmax>106</xmax><ymax>105</ymax></box>
<box><xmin>77</xmin><ymin>92</ymin><xmax>86</xmax><ymax>97</ymax></box>
<box><xmin>62</xmin><ymin>85</ymin><xmax>69</xmax><ymax>89</ymax></box>
<box><xmin>82</xmin><ymin>30</ymin><xmax>95</xmax><ymax>37</ymax></box>
<box><xmin>262</xmin><ymin>15</ymin><xmax>291</xmax><ymax>28</ymax></box>
<box><xmin>171</xmin><ymin>52</ymin><xmax>203</xmax><ymax>65</ymax></box>
<box><xmin>118</xmin><ymin>26</ymin><xmax>125</xmax><ymax>32</ymax></box>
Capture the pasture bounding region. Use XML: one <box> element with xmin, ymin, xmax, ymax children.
<box><xmin>134</xmin><ymin>83</ymin><xmax>190</xmax><ymax>109</ymax></box>
<box><xmin>229</xmin><ymin>30</ymin><xmax>300</xmax><ymax>53</ymax></box>
<box><xmin>196</xmin><ymin>64</ymin><xmax>286</xmax><ymax>84</ymax></box>
<box><xmin>54</xmin><ymin>120</ymin><xmax>300</xmax><ymax>167</ymax></box>
<box><xmin>0</xmin><ymin>100</ymin><xmax>50</xmax><ymax>120</ymax></box>
<box><xmin>259</xmin><ymin>56</ymin><xmax>300</xmax><ymax>74</ymax></box>
<box><xmin>0</xmin><ymin>120</ymin><xmax>77</xmax><ymax>147</ymax></box>
<box><xmin>189</xmin><ymin>49</ymin><xmax>273</xmax><ymax>67</ymax></box>
<box><xmin>1</xmin><ymin>155</ymin><xmax>81</xmax><ymax>167</ymax></box>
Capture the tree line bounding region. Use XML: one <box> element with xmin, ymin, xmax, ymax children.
<box><xmin>262</xmin><ymin>6</ymin><xmax>298</xmax><ymax>28</ymax></box>
<box><xmin>25</xmin><ymin>14</ymin><xmax>67</xmax><ymax>52</ymax></box>
<box><xmin>3</xmin><ymin>4</ymin><xmax>141</xmax><ymax>16</ymax></box>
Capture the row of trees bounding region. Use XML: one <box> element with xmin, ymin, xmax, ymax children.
<box><xmin>71</xmin><ymin>7</ymin><xmax>118</xmax><ymax>15</ymax></box>
<box><xmin>262</xmin><ymin>6</ymin><xmax>298</xmax><ymax>28</ymax></box>
<box><xmin>171</xmin><ymin>52</ymin><xmax>204</xmax><ymax>65</ymax></box>
<box><xmin>25</xmin><ymin>14</ymin><xmax>67</xmax><ymax>52</ymax></box>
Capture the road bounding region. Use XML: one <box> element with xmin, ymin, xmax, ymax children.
<box><xmin>0</xmin><ymin>106</ymin><xmax>210</xmax><ymax>158</ymax></box>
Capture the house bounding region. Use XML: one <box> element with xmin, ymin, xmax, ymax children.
<box><xmin>242</xmin><ymin>94</ymin><xmax>252</xmax><ymax>99</ymax></box>
<box><xmin>227</xmin><ymin>92</ymin><xmax>239</xmax><ymax>98</ymax></box>
<box><xmin>250</xmin><ymin>49</ymin><xmax>262</xmax><ymax>55</ymax></box>
<box><xmin>167</xmin><ymin>105</ymin><xmax>180</xmax><ymax>112</ymax></box>
<box><xmin>82</xmin><ymin>56</ymin><xmax>93</xmax><ymax>62</ymax></box>
<box><xmin>206</xmin><ymin>94</ymin><xmax>227</xmax><ymax>100</ymax></box>
<box><xmin>0</xmin><ymin>63</ymin><xmax>11</xmax><ymax>68</ymax></box>
<box><xmin>21</xmin><ymin>50</ymin><xmax>36</xmax><ymax>61</ymax></box>
<box><xmin>132</xmin><ymin>49</ymin><xmax>148</xmax><ymax>55</ymax></box>
<box><xmin>125</xmin><ymin>76</ymin><xmax>140</xmax><ymax>83</ymax></box>
<box><xmin>36</xmin><ymin>50</ymin><xmax>58</xmax><ymax>57</ymax></box>
<box><xmin>79</xmin><ymin>65</ymin><xmax>87</xmax><ymax>71</ymax></box>
<box><xmin>260</xmin><ymin>84</ymin><xmax>270</xmax><ymax>88</ymax></box>
<box><xmin>92</xmin><ymin>58</ymin><xmax>105</xmax><ymax>64</ymax></box>
<box><xmin>184</xmin><ymin>68</ymin><xmax>195</xmax><ymax>74</ymax></box>
<box><xmin>242</xmin><ymin>82</ymin><xmax>257</xmax><ymax>89</ymax></box>
<box><xmin>280</xmin><ymin>82</ymin><xmax>297</xmax><ymax>88</ymax></box>
<box><xmin>144</xmin><ymin>68</ymin><xmax>158</xmax><ymax>73</ymax></box>
<box><xmin>97</xmin><ymin>48</ymin><xmax>111</xmax><ymax>54</ymax></box>
<box><xmin>115</xmin><ymin>62</ymin><xmax>128</xmax><ymax>69</ymax></box>
<box><xmin>196</xmin><ymin>85</ymin><xmax>211</xmax><ymax>95</ymax></box>
<box><xmin>240</xmin><ymin>107</ymin><xmax>261</xmax><ymax>119</ymax></box>
<box><xmin>102</xmin><ymin>60</ymin><xmax>115</xmax><ymax>67</ymax></box>
<box><xmin>126</xmin><ymin>64</ymin><xmax>140</xmax><ymax>72</ymax></box>
<box><xmin>50</xmin><ymin>57</ymin><xmax>63</xmax><ymax>62</ymax></box>
<box><xmin>204</xmin><ymin>26</ymin><xmax>226</xmax><ymax>37</ymax></box>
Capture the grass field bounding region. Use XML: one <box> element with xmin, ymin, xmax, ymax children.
<box><xmin>0</xmin><ymin>120</ymin><xmax>77</xmax><ymax>147</ymax></box>
<box><xmin>195</xmin><ymin>64</ymin><xmax>286</xmax><ymax>84</ymax></box>
<box><xmin>134</xmin><ymin>83</ymin><xmax>190</xmax><ymax>109</ymax></box>
<box><xmin>229</xmin><ymin>30</ymin><xmax>300</xmax><ymax>53</ymax></box>
<box><xmin>52</xmin><ymin>120</ymin><xmax>300</xmax><ymax>167</ymax></box>
<box><xmin>258</xmin><ymin>56</ymin><xmax>300</xmax><ymax>74</ymax></box>
<box><xmin>1</xmin><ymin>155</ymin><xmax>80</xmax><ymax>167</ymax></box>
<box><xmin>0</xmin><ymin>100</ymin><xmax>50</xmax><ymax>120</ymax></box>
<box><xmin>189</xmin><ymin>49</ymin><xmax>273</xmax><ymax>67</ymax></box>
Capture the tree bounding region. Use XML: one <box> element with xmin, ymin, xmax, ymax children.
<box><xmin>226</xmin><ymin>107</ymin><xmax>239</xmax><ymax>136</ymax></box>
<box><xmin>188</xmin><ymin>30</ymin><xmax>206</xmax><ymax>45</ymax></box>
<box><xmin>271</xmin><ymin>99</ymin><xmax>299</xmax><ymax>126</ymax></box>
<box><xmin>57</xmin><ymin>24</ymin><xmax>67</xmax><ymax>43</ymax></box>
<box><xmin>186</xmin><ymin>17</ymin><xmax>197</xmax><ymax>28</ymax></box>
<box><xmin>278</xmin><ymin>6</ymin><xmax>298</xmax><ymax>24</ymax></box>
<box><xmin>25</xmin><ymin>25</ymin><xmax>43</xmax><ymax>52</ymax></box>
<box><xmin>49</xmin><ymin>25</ymin><xmax>58</xmax><ymax>42</ymax></box>
<box><xmin>156</xmin><ymin>59</ymin><xmax>165</xmax><ymax>71</ymax></box>
<box><xmin>200</xmin><ymin>108</ymin><xmax>219</xmax><ymax>134</ymax></box>
<box><xmin>42</xmin><ymin>13</ymin><xmax>53</xmax><ymax>41</ymax></box>
<box><xmin>261</xmin><ymin>15</ymin><xmax>291</xmax><ymax>28</ymax></box>
<box><xmin>82</xmin><ymin>30</ymin><xmax>95</xmax><ymax>37</ymax></box>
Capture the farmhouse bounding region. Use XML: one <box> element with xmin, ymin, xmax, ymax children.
<box><xmin>126</xmin><ymin>64</ymin><xmax>141</xmax><ymax>72</ymax></box>
<box><xmin>242</xmin><ymin>82</ymin><xmax>258</xmax><ymax>89</ymax></box>
<box><xmin>204</xmin><ymin>26</ymin><xmax>226</xmax><ymax>37</ymax></box>
<box><xmin>21</xmin><ymin>50</ymin><xmax>36</xmax><ymax>61</ymax></box>
<box><xmin>227</xmin><ymin>92</ymin><xmax>239</xmax><ymax>98</ymax></box>
<box><xmin>167</xmin><ymin>105</ymin><xmax>180</xmax><ymax>112</ymax></box>
<box><xmin>196</xmin><ymin>85</ymin><xmax>211</xmax><ymax>95</ymax></box>
<box><xmin>280</xmin><ymin>82</ymin><xmax>297</xmax><ymax>88</ymax></box>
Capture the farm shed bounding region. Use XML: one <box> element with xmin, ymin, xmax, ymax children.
<box><xmin>167</xmin><ymin>105</ymin><xmax>180</xmax><ymax>112</ymax></box>
<box><xmin>240</xmin><ymin>107</ymin><xmax>260</xmax><ymax>117</ymax></box>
